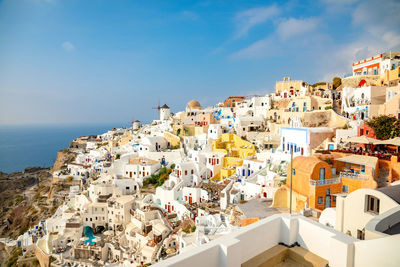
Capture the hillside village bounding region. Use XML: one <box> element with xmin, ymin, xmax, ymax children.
<box><xmin>2</xmin><ymin>52</ymin><xmax>400</xmax><ymax>267</ymax></box>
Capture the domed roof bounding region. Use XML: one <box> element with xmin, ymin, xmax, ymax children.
<box><xmin>186</xmin><ymin>100</ymin><xmax>202</xmax><ymax>110</ymax></box>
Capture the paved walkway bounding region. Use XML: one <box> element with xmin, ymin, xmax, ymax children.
<box><xmin>238</xmin><ymin>199</ymin><xmax>287</xmax><ymax>219</ymax></box>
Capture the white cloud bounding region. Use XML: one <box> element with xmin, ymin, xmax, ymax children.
<box><xmin>181</xmin><ymin>11</ymin><xmax>199</xmax><ymax>21</ymax></box>
<box><xmin>230</xmin><ymin>36</ymin><xmax>278</xmax><ymax>59</ymax></box>
<box><xmin>321</xmin><ymin>0</ymin><xmax>358</xmax><ymax>5</ymax></box>
<box><xmin>61</xmin><ymin>41</ymin><xmax>75</xmax><ymax>52</ymax></box>
<box><xmin>277</xmin><ymin>17</ymin><xmax>318</xmax><ymax>40</ymax></box>
<box><xmin>352</xmin><ymin>0</ymin><xmax>400</xmax><ymax>48</ymax></box>
<box><xmin>234</xmin><ymin>5</ymin><xmax>280</xmax><ymax>39</ymax></box>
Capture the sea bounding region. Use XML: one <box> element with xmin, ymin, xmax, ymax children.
<box><xmin>0</xmin><ymin>124</ymin><xmax>127</xmax><ymax>173</ymax></box>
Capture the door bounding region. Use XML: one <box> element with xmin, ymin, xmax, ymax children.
<box><xmin>325</xmin><ymin>196</ymin><xmax>331</xmax><ymax>208</ymax></box>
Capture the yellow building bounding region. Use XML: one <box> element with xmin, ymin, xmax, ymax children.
<box><xmin>211</xmin><ymin>134</ymin><xmax>256</xmax><ymax>180</ymax></box>
<box><xmin>107</xmin><ymin>131</ymin><xmax>132</xmax><ymax>151</ymax></box>
<box><xmin>172</xmin><ymin>125</ymin><xmax>207</xmax><ymax>137</ymax></box>
<box><xmin>275</xmin><ymin>77</ymin><xmax>308</xmax><ymax>96</ymax></box>
<box><xmin>380</xmin><ymin>66</ymin><xmax>400</xmax><ymax>86</ymax></box>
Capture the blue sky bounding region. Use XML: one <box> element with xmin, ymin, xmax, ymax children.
<box><xmin>0</xmin><ymin>0</ymin><xmax>399</xmax><ymax>125</ymax></box>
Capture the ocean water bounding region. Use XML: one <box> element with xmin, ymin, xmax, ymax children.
<box><xmin>0</xmin><ymin>124</ymin><xmax>125</xmax><ymax>173</ymax></box>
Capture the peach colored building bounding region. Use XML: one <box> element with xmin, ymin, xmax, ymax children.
<box><xmin>273</xmin><ymin>156</ymin><xmax>342</xmax><ymax>212</ymax></box>
<box><xmin>224</xmin><ymin>96</ymin><xmax>245</xmax><ymax>108</ymax></box>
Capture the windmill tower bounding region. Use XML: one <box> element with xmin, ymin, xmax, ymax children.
<box><xmin>160</xmin><ymin>104</ymin><xmax>171</xmax><ymax>121</ymax></box>
<box><xmin>152</xmin><ymin>99</ymin><xmax>171</xmax><ymax>121</ymax></box>
<box><xmin>131</xmin><ymin>118</ymin><xmax>141</xmax><ymax>130</ymax></box>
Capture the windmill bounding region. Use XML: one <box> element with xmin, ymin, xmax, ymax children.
<box><xmin>152</xmin><ymin>99</ymin><xmax>161</xmax><ymax>119</ymax></box>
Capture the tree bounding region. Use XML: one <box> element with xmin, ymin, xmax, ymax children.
<box><xmin>366</xmin><ymin>115</ymin><xmax>397</xmax><ymax>140</ymax></box>
<box><xmin>391</xmin><ymin>119</ymin><xmax>400</xmax><ymax>138</ymax></box>
<box><xmin>332</xmin><ymin>77</ymin><xmax>342</xmax><ymax>89</ymax></box>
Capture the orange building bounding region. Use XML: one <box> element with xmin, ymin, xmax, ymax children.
<box><xmin>333</xmin><ymin>154</ymin><xmax>379</xmax><ymax>193</ymax></box>
<box><xmin>273</xmin><ymin>154</ymin><xmax>382</xmax><ymax>213</ymax></box>
<box><xmin>272</xmin><ymin>156</ymin><xmax>342</xmax><ymax>212</ymax></box>
<box><xmin>358</xmin><ymin>124</ymin><xmax>376</xmax><ymax>139</ymax></box>
<box><xmin>224</xmin><ymin>96</ymin><xmax>245</xmax><ymax>108</ymax></box>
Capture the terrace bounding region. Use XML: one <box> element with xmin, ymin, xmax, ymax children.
<box><xmin>310</xmin><ymin>178</ymin><xmax>341</xmax><ymax>186</ymax></box>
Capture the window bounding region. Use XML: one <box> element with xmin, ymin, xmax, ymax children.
<box><xmin>319</xmin><ymin>168</ymin><xmax>326</xmax><ymax>180</ymax></box>
<box><xmin>360</xmin><ymin>165</ymin><xmax>366</xmax><ymax>173</ymax></box>
<box><xmin>318</xmin><ymin>197</ymin><xmax>323</xmax><ymax>204</ymax></box>
<box><xmin>326</xmin><ymin>188</ymin><xmax>330</xmax><ymax>195</ymax></box>
<box><xmin>343</xmin><ymin>185</ymin><xmax>349</xmax><ymax>193</ymax></box>
<box><xmin>333</xmin><ymin>196</ymin><xmax>337</xmax><ymax>202</ymax></box>
<box><xmin>357</xmin><ymin>229</ymin><xmax>365</xmax><ymax>240</ymax></box>
<box><xmin>366</xmin><ymin>195</ymin><xmax>380</xmax><ymax>214</ymax></box>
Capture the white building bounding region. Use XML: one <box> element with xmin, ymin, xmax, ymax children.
<box><xmin>335</xmin><ymin>185</ymin><xmax>400</xmax><ymax>240</ymax></box>
<box><xmin>124</xmin><ymin>157</ymin><xmax>161</xmax><ymax>182</ymax></box>
<box><xmin>154</xmin><ymin>213</ymin><xmax>400</xmax><ymax>267</ymax></box>
<box><xmin>160</xmin><ymin>104</ymin><xmax>171</xmax><ymax>121</ymax></box>
<box><xmin>352</xmin><ymin>53</ymin><xmax>400</xmax><ymax>76</ymax></box>
<box><xmin>208</xmin><ymin>124</ymin><xmax>223</xmax><ymax>140</ymax></box>
<box><xmin>341</xmin><ymin>86</ymin><xmax>386</xmax><ymax>120</ymax></box>
<box><xmin>279</xmin><ymin>127</ymin><xmax>334</xmax><ymax>157</ymax></box>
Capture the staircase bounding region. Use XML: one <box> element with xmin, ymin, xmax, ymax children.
<box><xmin>378</xmin><ymin>168</ymin><xmax>390</xmax><ymax>188</ymax></box>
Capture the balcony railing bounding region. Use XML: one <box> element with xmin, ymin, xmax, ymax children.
<box><xmin>310</xmin><ymin>177</ymin><xmax>341</xmax><ymax>186</ymax></box>
<box><xmin>339</xmin><ymin>171</ymin><xmax>369</xmax><ymax>180</ymax></box>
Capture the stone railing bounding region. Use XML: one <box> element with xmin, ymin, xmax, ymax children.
<box><xmin>310</xmin><ymin>178</ymin><xmax>341</xmax><ymax>186</ymax></box>
<box><xmin>339</xmin><ymin>171</ymin><xmax>369</xmax><ymax>180</ymax></box>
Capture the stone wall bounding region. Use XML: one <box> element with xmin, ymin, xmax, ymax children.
<box><xmin>35</xmin><ymin>245</ymin><xmax>50</xmax><ymax>267</ymax></box>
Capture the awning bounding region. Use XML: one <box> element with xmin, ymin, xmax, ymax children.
<box><xmin>335</xmin><ymin>155</ymin><xmax>378</xmax><ymax>167</ymax></box>
<box><xmin>344</xmin><ymin>136</ymin><xmax>377</xmax><ymax>144</ymax></box>
<box><xmin>374</xmin><ymin>137</ymin><xmax>400</xmax><ymax>146</ymax></box>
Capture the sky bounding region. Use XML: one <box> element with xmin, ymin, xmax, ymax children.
<box><xmin>0</xmin><ymin>0</ymin><xmax>399</xmax><ymax>125</ymax></box>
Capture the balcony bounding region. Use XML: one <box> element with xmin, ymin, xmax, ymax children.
<box><xmin>339</xmin><ymin>171</ymin><xmax>369</xmax><ymax>180</ymax></box>
<box><xmin>310</xmin><ymin>178</ymin><xmax>341</xmax><ymax>186</ymax></box>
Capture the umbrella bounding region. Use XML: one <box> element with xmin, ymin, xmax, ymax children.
<box><xmin>344</xmin><ymin>136</ymin><xmax>377</xmax><ymax>144</ymax></box>
<box><xmin>103</xmin><ymin>230</ymin><xmax>113</xmax><ymax>236</ymax></box>
<box><xmin>374</xmin><ymin>137</ymin><xmax>400</xmax><ymax>146</ymax></box>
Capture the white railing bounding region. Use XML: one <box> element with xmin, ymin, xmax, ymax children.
<box><xmin>339</xmin><ymin>171</ymin><xmax>369</xmax><ymax>180</ymax></box>
<box><xmin>310</xmin><ymin>178</ymin><xmax>341</xmax><ymax>186</ymax></box>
